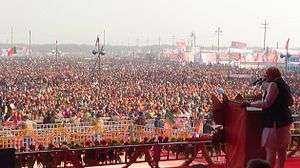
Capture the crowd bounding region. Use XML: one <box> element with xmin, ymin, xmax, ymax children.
<box><xmin>0</xmin><ymin>56</ymin><xmax>299</xmax><ymax>128</ymax></box>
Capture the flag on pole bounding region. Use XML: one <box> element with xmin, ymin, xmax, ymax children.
<box><xmin>285</xmin><ymin>38</ymin><xmax>290</xmax><ymax>50</ymax></box>
<box><xmin>7</xmin><ymin>48</ymin><xmax>13</xmax><ymax>56</ymax></box>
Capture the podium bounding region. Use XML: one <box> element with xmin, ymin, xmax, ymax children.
<box><xmin>212</xmin><ymin>94</ymin><xmax>265</xmax><ymax>168</ymax></box>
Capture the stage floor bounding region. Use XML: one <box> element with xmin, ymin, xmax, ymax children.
<box><xmin>93</xmin><ymin>157</ymin><xmax>300</xmax><ymax>168</ymax></box>
<box><xmin>95</xmin><ymin>160</ymin><xmax>203</xmax><ymax>168</ymax></box>
<box><xmin>276</xmin><ymin>157</ymin><xmax>300</xmax><ymax>168</ymax></box>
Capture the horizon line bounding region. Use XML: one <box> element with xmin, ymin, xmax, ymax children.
<box><xmin>0</xmin><ymin>43</ymin><xmax>299</xmax><ymax>49</ymax></box>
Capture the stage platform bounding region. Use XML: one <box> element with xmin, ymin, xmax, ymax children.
<box><xmin>92</xmin><ymin>157</ymin><xmax>300</xmax><ymax>168</ymax></box>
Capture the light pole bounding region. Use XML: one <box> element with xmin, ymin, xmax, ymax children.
<box><xmin>215</xmin><ymin>27</ymin><xmax>222</xmax><ymax>64</ymax></box>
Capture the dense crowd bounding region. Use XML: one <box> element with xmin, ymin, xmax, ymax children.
<box><xmin>0</xmin><ymin>56</ymin><xmax>299</xmax><ymax>127</ymax></box>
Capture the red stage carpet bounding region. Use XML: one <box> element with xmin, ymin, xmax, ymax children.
<box><xmin>98</xmin><ymin>157</ymin><xmax>300</xmax><ymax>167</ymax></box>
<box><xmin>279</xmin><ymin>157</ymin><xmax>300</xmax><ymax>168</ymax></box>
<box><xmin>189</xmin><ymin>157</ymin><xmax>300</xmax><ymax>168</ymax></box>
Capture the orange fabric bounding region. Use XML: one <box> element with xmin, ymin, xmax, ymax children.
<box><xmin>195</xmin><ymin>121</ymin><xmax>203</xmax><ymax>134</ymax></box>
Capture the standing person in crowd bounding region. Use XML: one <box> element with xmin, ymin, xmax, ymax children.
<box><xmin>154</xmin><ymin>114</ymin><xmax>164</xmax><ymax>129</ymax></box>
<box><xmin>203</xmin><ymin>119</ymin><xmax>215</xmax><ymax>134</ymax></box>
<box><xmin>135</xmin><ymin>112</ymin><xmax>146</xmax><ymax>126</ymax></box>
<box><xmin>242</xmin><ymin>67</ymin><xmax>294</xmax><ymax>168</ymax></box>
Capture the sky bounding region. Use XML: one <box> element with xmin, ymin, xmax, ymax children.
<box><xmin>1</xmin><ymin>0</ymin><xmax>300</xmax><ymax>48</ymax></box>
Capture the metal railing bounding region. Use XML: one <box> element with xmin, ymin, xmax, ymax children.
<box><xmin>0</xmin><ymin>120</ymin><xmax>194</xmax><ymax>151</ymax></box>
<box><xmin>15</xmin><ymin>140</ymin><xmax>226</xmax><ymax>168</ymax></box>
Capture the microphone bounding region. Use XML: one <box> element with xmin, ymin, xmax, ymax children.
<box><xmin>252</xmin><ymin>78</ymin><xmax>266</xmax><ymax>86</ymax></box>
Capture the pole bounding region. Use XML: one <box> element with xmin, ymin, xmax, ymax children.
<box><xmin>217</xmin><ymin>28</ymin><xmax>220</xmax><ymax>52</ymax></box>
<box><xmin>98</xmin><ymin>36</ymin><xmax>101</xmax><ymax>89</ymax></box>
<box><xmin>158</xmin><ymin>36</ymin><xmax>161</xmax><ymax>48</ymax></box>
<box><xmin>97</xmin><ymin>36</ymin><xmax>101</xmax><ymax>74</ymax></box>
<box><xmin>145</xmin><ymin>38</ymin><xmax>148</xmax><ymax>46</ymax></box>
<box><xmin>285</xmin><ymin>38</ymin><xmax>290</xmax><ymax>73</ymax></box>
<box><xmin>215</xmin><ymin>27</ymin><xmax>222</xmax><ymax>63</ymax></box>
<box><xmin>285</xmin><ymin>45</ymin><xmax>288</xmax><ymax>73</ymax></box>
<box><xmin>193</xmin><ymin>32</ymin><xmax>196</xmax><ymax>47</ymax></box>
<box><xmin>55</xmin><ymin>40</ymin><xmax>58</xmax><ymax>63</ymax></box>
<box><xmin>170</xmin><ymin>35</ymin><xmax>175</xmax><ymax>47</ymax></box>
<box><xmin>263</xmin><ymin>21</ymin><xmax>266</xmax><ymax>50</ymax></box>
<box><xmin>29</xmin><ymin>31</ymin><xmax>31</xmax><ymax>56</ymax></box>
<box><xmin>11</xmin><ymin>26</ymin><xmax>13</xmax><ymax>48</ymax></box>
<box><xmin>215</xmin><ymin>27</ymin><xmax>222</xmax><ymax>52</ymax></box>
<box><xmin>158</xmin><ymin>36</ymin><xmax>161</xmax><ymax>59</ymax></box>
<box><xmin>194</xmin><ymin>33</ymin><xmax>197</xmax><ymax>47</ymax></box>
<box><xmin>136</xmin><ymin>38</ymin><xmax>139</xmax><ymax>47</ymax></box>
<box><xmin>261</xmin><ymin>20</ymin><xmax>269</xmax><ymax>50</ymax></box>
<box><xmin>103</xmin><ymin>30</ymin><xmax>106</xmax><ymax>47</ymax></box>
<box><xmin>172</xmin><ymin>35</ymin><xmax>175</xmax><ymax>47</ymax></box>
<box><xmin>227</xmin><ymin>48</ymin><xmax>230</xmax><ymax>79</ymax></box>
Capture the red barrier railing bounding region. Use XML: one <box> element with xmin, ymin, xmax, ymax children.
<box><xmin>15</xmin><ymin>141</ymin><xmax>226</xmax><ymax>168</ymax></box>
<box><xmin>13</xmin><ymin>134</ymin><xmax>300</xmax><ymax>167</ymax></box>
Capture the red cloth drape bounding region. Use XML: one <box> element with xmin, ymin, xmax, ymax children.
<box><xmin>224</xmin><ymin>102</ymin><xmax>246</xmax><ymax>168</ymax></box>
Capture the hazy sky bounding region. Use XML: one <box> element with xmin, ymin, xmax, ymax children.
<box><xmin>1</xmin><ymin>0</ymin><xmax>300</xmax><ymax>47</ymax></box>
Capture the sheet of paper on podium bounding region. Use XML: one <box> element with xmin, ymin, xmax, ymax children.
<box><xmin>246</xmin><ymin>107</ymin><xmax>262</xmax><ymax>112</ymax></box>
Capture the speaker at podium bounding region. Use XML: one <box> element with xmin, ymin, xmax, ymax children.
<box><xmin>212</xmin><ymin>94</ymin><xmax>265</xmax><ymax>168</ymax></box>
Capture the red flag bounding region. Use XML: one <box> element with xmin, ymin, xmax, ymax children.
<box><xmin>285</xmin><ymin>38</ymin><xmax>290</xmax><ymax>50</ymax></box>
<box><xmin>7</xmin><ymin>48</ymin><xmax>13</xmax><ymax>56</ymax></box>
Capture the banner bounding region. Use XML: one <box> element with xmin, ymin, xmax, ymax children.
<box><xmin>231</xmin><ymin>41</ymin><xmax>247</xmax><ymax>49</ymax></box>
<box><xmin>7</xmin><ymin>48</ymin><xmax>13</xmax><ymax>57</ymax></box>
